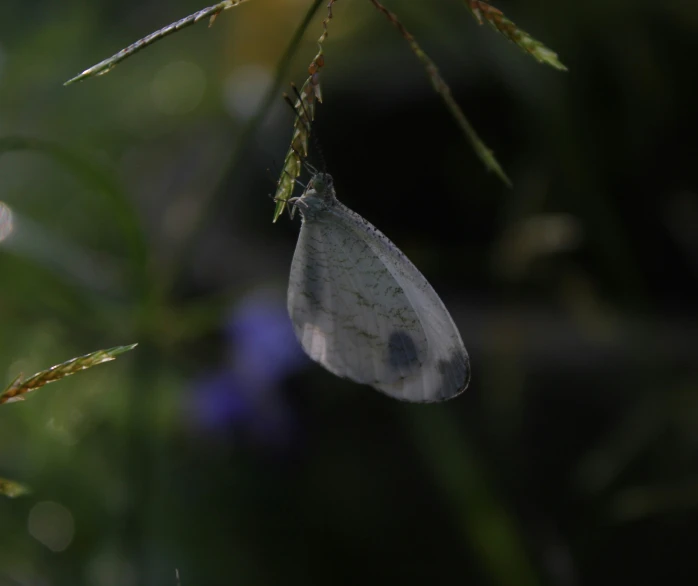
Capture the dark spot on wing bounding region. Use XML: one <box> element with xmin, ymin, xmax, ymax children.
<box><xmin>432</xmin><ymin>350</ymin><xmax>471</xmax><ymax>401</ymax></box>
<box><xmin>387</xmin><ymin>331</ymin><xmax>420</xmax><ymax>371</ymax></box>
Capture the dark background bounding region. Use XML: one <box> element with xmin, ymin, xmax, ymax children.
<box><xmin>0</xmin><ymin>0</ymin><xmax>697</xmax><ymax>585</ymax></box>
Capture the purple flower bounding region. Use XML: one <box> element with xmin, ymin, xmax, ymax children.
<box><xmin>188</xmin><ymin>289</ymin><xmax>308</xmax><ymax>448</ymax></box>
<box><xmin>191</xmin><ymin>370</ymin><xmax>250</xmax><ymax>429</ymax></box>
<box><xmin>225</xmin><ymin>293</ymin><xmax>307</xmax><ymax>388</ymax></box>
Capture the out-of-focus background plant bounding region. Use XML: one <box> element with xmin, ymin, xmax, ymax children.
<box><xmin>1</xmin><ymin>0</ymin><xmax>697</xmax><ymax>585</ymax></box>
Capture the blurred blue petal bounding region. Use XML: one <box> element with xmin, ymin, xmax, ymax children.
<box><xmin>189</xmin><ymin>290</ymin><xmax>308</xmax><ymax>447</ymax></box>
<box><xmin>226</xmin><ymin>291</ymin><xmax>308</xmax><ymax>387</ymax></box>
<box><xmin>190</xmin><ymin>371</ymin><xmax>250</xmax><ymax>428</ymax></box>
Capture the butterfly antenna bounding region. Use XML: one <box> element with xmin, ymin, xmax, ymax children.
<box><xmin>283</xmin><ymin>88</ymin><xmax>311</xmax><ymax>133</ymax></box>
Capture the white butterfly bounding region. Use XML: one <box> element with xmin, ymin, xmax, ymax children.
<box><xmin>286</xmin><ymin>172</ymin><xmax>470</xmax><ymax>402</ymax></box>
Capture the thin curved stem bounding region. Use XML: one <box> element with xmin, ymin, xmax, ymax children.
<box><xmin>160</xmin><ymin>0</ymin><xmax>327</xmax><ymax>290</ymax></box>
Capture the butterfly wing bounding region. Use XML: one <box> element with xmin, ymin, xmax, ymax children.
<box><xmin>288</xmin><ymin>202</ymin><xmax>470</xmax><ymax>402</ymax></box>
<box><xmin>288</xmin><ymin>216</ymin><xmax>429</xmax><ymax>390</ymax></box>
<box><xmin>332</xmin><ymin>203</ymin><xmax>470</xmax><ymax>402</ymax></box>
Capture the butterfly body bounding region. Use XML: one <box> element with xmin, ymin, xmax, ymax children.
<box><xmin>287</xmin><ymin>173</ymin><xmax>470</xmax><ymax>402</ymax></box>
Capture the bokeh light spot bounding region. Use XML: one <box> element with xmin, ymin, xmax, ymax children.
<box><xmin>86</xmin><ymin>549</ymin><xmax>137</xmax><ymax>586</ymax></box>
<box><xmin>27</xmin><ymin>501</ymin><xmax>75</xmax><ymax>552</ymax></box>
<box><xmin>223</xmin><ymin>64</ymin><xmax>273</xmax><ymax>121</ymax></box>
<box><xmin>0</xmin><ymin>201</ymin><xmax>14</xmax><ymax>242</ymax></box>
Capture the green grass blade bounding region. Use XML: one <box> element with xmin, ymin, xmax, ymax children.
<box><xmin>272</xmin><ymin>1</ymin><xmax>338</xmax><ymax>222</ymax></box>
<box><xmin>64</xmin><ymin>1</ymin><xmax>252</xmax><ymax>85</ymax></box>
<box><xmin>369</xmin><ymin>0</ymin><xmax>511</xmax><ymax>186</ymax></box>
<box><xmin>465</xmin><ymin>1</ymin><xmax>567</xmax><ymax>71</ymax></box>
<box><xmin>0</xmin><ymin>344</ymin><xmax>137</xmax><ymax>405</ymax></box>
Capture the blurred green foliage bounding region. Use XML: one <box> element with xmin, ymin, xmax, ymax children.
<box><xmin>1</xmin><ymin>1</ymin><xmax>697</xmax><ymax>585</ymax></box>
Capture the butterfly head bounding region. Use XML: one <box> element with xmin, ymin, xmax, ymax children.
<box><xmin>309</xmin><ymin>173</ymin><xmax>334</xmax><ymax>197</ymax></box>
<box><xmin>295</xmin><ymin>173</ymin><xmax>336</xmax><ymax>219</ymax></box>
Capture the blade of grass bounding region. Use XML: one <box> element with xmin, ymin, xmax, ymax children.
<box><xmin>160</xmin><ymin>0</ymin><xmax>327</xmax><ymax>292</ymax></box>
<box><xmin>0</xmin><ymin>344</ymin><xmax>137</xmax><ymax>405</ymax></box>
<box><xmin>368</xmin><ymin>0</ymin><xmax>511</xmax><ymax>186</ymax></box>
<box><xmin>406</xmin><ymin>407</ymin><xmax>541</xmax><ymax>586</ymax></box>
<box><xmin>464</xmin><ymin>1</ymin><xmax>567</xmax><ymax>71</ymax></box>
<box><xmin>64</xmin><ymin>0</ymin><xmax>253</xmax><ymax>85</ymax></box>
<box><xmin>272</xmin><ymin>0</ymin><xmax>340</xmax><ymax>222</ymax></box>
<box><xmin>609</xmin><ymin>479</ymin><xmax>698</xmax><ymax>523</ymax></box>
